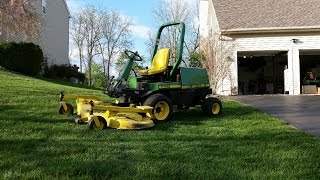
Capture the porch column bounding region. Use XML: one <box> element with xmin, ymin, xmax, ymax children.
<box><xmin>287</xmin><ymin>47</ymin><xmax>301</xmax><ymax>95</ymax></box>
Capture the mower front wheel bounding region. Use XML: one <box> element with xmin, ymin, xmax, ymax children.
<box><xmin>201</xmin><ymin>97</ymin><xmax>222</xmax><ymax>116</ymax></box>
<box><xmin>58</xmin><ymin>103</ymin><xmax>74</xmax><ymax>115</ymax></box>
<box><xmin>144</xmin><ymin>94</ymin><xmax>173</xmax><ymax>121</ymax></box>
<box><xmin>88</xmin><ymin>116</ymin><xmax>107</xmax><ymax>130</ymax></box>
<box><xmin>74</xmin><ymin>117</ymin><xmax>83</xmax><ymax>124</ymax></box>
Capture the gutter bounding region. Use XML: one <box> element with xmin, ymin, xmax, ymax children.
<box><xmin>221</xmin><ymin>26</ymin><xmax>320</xmax><ymax>35</ymax></box>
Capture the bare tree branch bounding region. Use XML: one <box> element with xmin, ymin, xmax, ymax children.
<box><xmin>148</xmin><ymin>0</ymin><xmax>199</xmax><ymax>66</ymax></box>
<box><xmin>70</xmin><ymin>12</ymin><xmax>86</xmax><ymax>72</ymax></box>
<box><xmin>0</xmin><ymin>0</ymin><xmax>41</xmax><ymax>40</ymax></box>
<box><xmin>200</xmin><ymin>32</ymin><xmax>235</xmax><ymax>94</ymax></box>
<box><xmin>70</xmin><ymin>7</ymin><xmax>133</xmax><ymax>86</ymax></box>
<box><xmin>99</xmin><ymin>11</ymin><xmax>133</xmax><ymax>80</ymax></box>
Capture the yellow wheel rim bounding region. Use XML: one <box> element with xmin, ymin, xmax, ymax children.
<box><xmin>154</xmin><ymin>101</ymin><xmax>170</xmax><ymax>120</ymax></box>
<box><xmin>92</xmin><ymin>119</ymin><xmax>104</xmax><ymax>130</ymax></box>
<box><xmin>212</xmin><ymin>103</ymin><xmax>221</xmax><ymax>114</ymax></box>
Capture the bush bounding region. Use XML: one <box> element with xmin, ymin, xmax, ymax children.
<box><xmin>0</xmin><ymin>42</ymin><xmax>43</xmax><ymax>76</ymax></box>
<box><xmin>188</xmin><ymin>51</ymin><xmax>203</xmax><ymax>68</ymax></box>
<box><xmin>44</xmin><ymin>64</ymin><xmax>85</xmax><ymax>83</ymax></box>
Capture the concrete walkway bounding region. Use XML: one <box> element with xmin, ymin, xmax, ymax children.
<box><xmin>230</xmin><ymin>95</ymin><xmax>320</xmax><ymax>136</ymax></box>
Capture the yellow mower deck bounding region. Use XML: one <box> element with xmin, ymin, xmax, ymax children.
<box><xmin>58</xmin><ymin>93</ymin><xmax>154</xmax><ymax>130</ymax></box>
<box><xmin>89</xmin><ymin>106</ymin><xmax>154</xmax><ymax>130</ymax></box>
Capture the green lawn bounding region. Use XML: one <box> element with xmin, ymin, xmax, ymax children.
<box><xmin>0</xmin><ymin>69</ymin><xmax>320</xmax><ymax>179</ymax></box>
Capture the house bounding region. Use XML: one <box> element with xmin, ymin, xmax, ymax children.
<box><xmin>0</xmin><ymin>0</ymin><xmax>70</xmax><ymax>65</ymax></box>
<box><xmin>199</xmin><ymin>0</ymin><xmax>320</xmax><ymax>95</ymax></box>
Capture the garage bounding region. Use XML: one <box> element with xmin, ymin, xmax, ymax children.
<box><xmin>300</xmin><ymin>50</ymin><xmax>320</xmax><ymax>94</ymax></box>
<box><xmin>237</xmin><ymin>51</ymin><xmax>288</xmax><ymax>95</ymax></box>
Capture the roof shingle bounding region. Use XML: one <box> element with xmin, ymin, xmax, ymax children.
<box><xmin>212</xmin><ymin>0</ymin><xmax>320</xmax><ymax>30</ymax></box>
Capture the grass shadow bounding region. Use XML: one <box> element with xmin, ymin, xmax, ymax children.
<box><xmin>0</xmin><ymin>69</ymin><xmax>99</xmax><ymax>91</ymax></box>
<box><xmin>0</xmin><ymin>105</ymin><xmax>17</xmax><ymax>112</ymax></box>
<box><xmin>222</xmin><ymin>103</ymin><xmax>261</xmax><ymax>118</ymax></box>
<box><xmin>37</xmin><ymin>77</ymin><xmax>102</xmax><ymax>91</ymax></box>
<box><xmin>153</xmin><ymin>101</ymin><xmax>261</xmax><ymax>131</ymax></box>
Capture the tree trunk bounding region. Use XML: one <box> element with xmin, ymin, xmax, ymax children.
<box><xmin>107</xmin><ymin>57</ymin><xmax>111</xmax><ymax>81</ymax></box>
<box><xmin>79</xmin><ymin>48</ymin><xmax>83</xmax><ymax>72</ymax></box>
<box><xmin>103</xmin><ymin>59</ymin><xmax>107</xmax><ymax>81</ymax></box>
<box><xmin>88</xmin><ymin>55</ymin><xmax>92</xmax><ymax>86</ymax></box>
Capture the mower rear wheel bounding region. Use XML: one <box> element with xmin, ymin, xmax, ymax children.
<box><xmin>144</xmin><ymin>94</ymin><xmax>173</xmax><ymax>121</ymax></box>
<box><xmin>88</xmin><ymin>116</ymin><xmax>107</xmax><ymax>130</ymax></box>
<box><xmin>58</xmin><ymin>103</ymin><xmax>74</xmax><ymax>115</ymax></box>
<box><xmin>201</xmin><ymin>97</ymin><xmax>222</xmax><ymax>116</ymax></box>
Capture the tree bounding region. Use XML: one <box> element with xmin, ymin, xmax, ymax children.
<box><xmin>90</xmin><ymin>63</ymin><xmax>105</xmax><ymax>88</ymax></box>
<box><xmin>149</xmin><ymin>0</ymin><xmax>199</xmax><ymax>65</ymax></box>
<box><xmin>83</xmin><ymin>7</ymin><xmax>102</xmax><ymax>86</ymax></box>
<box><xmin>70</xmin><ymin>6</ymin><xmax>102</xmax><ymax>86</ymax></box>
<box><xmin>188</xmin><ymin>51</ymin><xmax>202</xmax><ymax>67</ymax></box>
<box><xmin>98</xmin><ymin>11</ymin><xmax>133</xmax><ymax>81</ymax></box>
<box><xmin>0</xmin><ymin>0</ymin><xmax>41</xmax><ymax>40</ymax></box>
<box><xmin>70</xmin><ymin>7</ymin><xmax>134</xmax><ymax>86</ymax></box>
<box><xmin>70</xmin><ymin>13</ymin><xmax>86</xmax><ymax>73</ymax></box>
<box><xmin>200</xmin><ymin>32</ymin><xmax>235</xmax><ymax>94</ymax></box>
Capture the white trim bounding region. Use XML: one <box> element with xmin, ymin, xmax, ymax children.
<box><xmin>62</xmin><ymin>0</ymin><xmax>71</xmax><ymax>17</ymax></box>
<box><xmin>222</xmin><ymin>27</ymin><xmax>320</xmax><ymax>35</ymax></box>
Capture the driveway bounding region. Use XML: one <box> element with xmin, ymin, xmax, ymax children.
<box><xmin>229</xmin><ymin>95</ymin><xmax>320</xmax><ymax>136</ymax></box>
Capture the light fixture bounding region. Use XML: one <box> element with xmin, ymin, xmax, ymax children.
<box><xmin>291</xmin><ymin>39</ymin><xmax>301</xmax><ymax>44</ymax></box>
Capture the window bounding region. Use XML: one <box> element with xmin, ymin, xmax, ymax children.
<box><xmin>42</xmin><ymin>0</ymin><xmax>47</xmax><ymax>13</ymax></box>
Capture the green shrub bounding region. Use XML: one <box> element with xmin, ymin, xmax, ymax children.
<box><xmin>0</xmin><ymin>42</ymin><xmax>43</xmax><ymax>76</ymax></box>
<box><xmin>44</xmin><ymin>64</ymin><xmax>85</xmax><ymax>83</ymax></box>
<box><xmin>188</xmin><ymin>51</ymin><xmax>203</xmax><ymax>68</ymax></box>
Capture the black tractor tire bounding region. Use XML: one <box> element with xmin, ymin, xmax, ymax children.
<box><xmin>58</xmin><ymin>103</ymin><xmax>74</xmax><ymax>115</ymax></box>
<box><xmin>87</xmin><ymin>116</ymin><xmax>108</xmax><ymax>130</ymax></box>
<box><xmin>201</xmin><ymin>97</ymin><xmax>222</xmax><ymax>116</ymax></box>
<box><xmin>143</xmin><ymin>94</ymin><xmax>173</xmax><ymax>121</ymax></box>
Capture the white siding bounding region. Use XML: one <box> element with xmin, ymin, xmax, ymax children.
<box><xmin>41</xmin><ymin>0</ymin><xmax>69</xmax><ymax>65</ymax></box>
<box><xmin>216</xmin><ymin>44</ymin><xmax>238</xmax><ymax>96</ymax></box>
<box><xmin>0</xmin><ymin>0</ymin><xmax>69</xmax><ymax>65</ymax></box>
<box><xmin>1</xmin><ymin>30</ymin><xmax>24</xmax><ymax>43</ymax></box>
<box><xmin>199</xmin><ymin>0</ymin><xmax>209</xmax><ymax>36</ymax></box>
<box><xmin>199</xmin><ymin>0</ymin><xmax>220</xmax><ymax>37</ymax></box>
<box><xmin>235</xmin><ymin>33</ymin><xmax>320</xmax><ymax>51</ymax></box>
<box><xmin>207</xmin><ymin>0</ymin><xmax>220</xmax><ymax>33</ymax></box>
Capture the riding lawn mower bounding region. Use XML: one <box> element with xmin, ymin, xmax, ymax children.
<box><xmin>58</xmin><ymin>21</ymin><xmax>222</xmax><ymax>130</ymax></box>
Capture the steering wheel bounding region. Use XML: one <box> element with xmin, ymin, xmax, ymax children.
<box><xmin>131</xmin><ymin>69</ymin><xmax>138</xmax><ymax>77</ymax></box>
<box><xmin>124</xmin><ymin>50</ymin><xmax>143</xmax><ymax>61</ymax></box>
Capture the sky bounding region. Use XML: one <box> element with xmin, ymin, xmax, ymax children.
<box><xmin>66</xmin><ymin>0</ymin><xmax>161</xmax><ymax>66</ymax></box>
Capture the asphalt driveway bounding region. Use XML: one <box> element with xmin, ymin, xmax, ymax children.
<box><xmin>230</xmin><ymin>95</ymin><xmax>320</xmax><ymax>136</ymax></box>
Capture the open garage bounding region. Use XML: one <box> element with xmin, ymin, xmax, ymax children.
<box><xmin>300</xmin><ymin>50</ymin><xmax>320</xmax><ymax>94</ymax></box>
<box><xmin>237</xmin><ymin>51</ymin><xmax>288</xmax><ymax>95</ymax></box>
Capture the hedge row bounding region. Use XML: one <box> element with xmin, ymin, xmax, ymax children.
<box><xmin>44</xmin><ymin>64</ymin><xmax>86</xmax><ymax>83</ymax></box>
<box><xmin>0</xmin><ymin>42</ymin><xmax>43</xmax><ymax>76</ymax></box>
